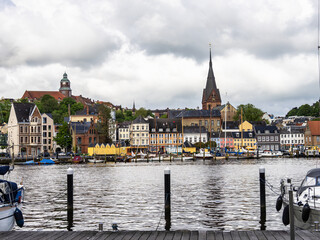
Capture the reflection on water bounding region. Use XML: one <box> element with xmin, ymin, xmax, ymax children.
<box><xmin>7</xmin><ymin>158</ymin><xmax>320</xmax><ymax>231</ymax></box>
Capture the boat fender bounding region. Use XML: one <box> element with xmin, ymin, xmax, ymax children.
<box><xmin>15</xmin><ymin>190</ymin><xmax>22</xmax><ymax>203</ymax></box>
<box><xmin>14</xmin><ymin>208</ymin><xmax>24</xmax><ymax>227</ymax></box>
<box><xmin>282</xmin><ymin>205</ymin><xmax>290</xmax><ymax>226</ymax></box>
<box><xmin>276</xmin><ymin>195</ymin><xmax>283</xmax><ymax>212</ymax></box>
<box><xmin>297</xmin><ymin>201</ymin><xmax>303</xmax><ymax>206</ymax></box>
<box><xmin>302</xmin><ymin>202</ymin><xmax>310</xmax><ymax>223</ymax></box>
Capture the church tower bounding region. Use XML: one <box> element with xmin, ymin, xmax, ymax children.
<box><xmin>202</xmin><ymin>47</ymin><xmax>221</xmax><ymax>110</ymax></box>
<box><xmin>59</xmin><ymin>72</ymin><xmax>72</xmax><ymax>97</ymax></box>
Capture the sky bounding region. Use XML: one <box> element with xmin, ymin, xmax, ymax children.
<box><xmin>0</xmin><ymin>0</ymin><xmax>319</xmax><ymax>116</ymax></box>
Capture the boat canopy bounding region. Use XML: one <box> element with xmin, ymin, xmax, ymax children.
<box><xmin>0</xmin><ymin>179</ymin><xmax>18</xmax><ymax>202</ymax></box>
<box><xmin>0</xmin><ymin>166</ymin><xmax>9</xmax><ymax>175</ymax></box>
<box><xmin>297</xmin><ymin>168</ymin><xmax>320</xmax><ymax>196</ymax></box>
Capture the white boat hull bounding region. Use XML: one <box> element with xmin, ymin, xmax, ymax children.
<box><xmin>0</xmin><ymin>205</ymin><xmax>16</xmax><ymax>231</ymax></box>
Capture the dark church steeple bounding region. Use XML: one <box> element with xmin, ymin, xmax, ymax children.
<box><xmin>202</xmin><ymin>46</ymin><xmax>221</xmax><ymax>110</ymax></box>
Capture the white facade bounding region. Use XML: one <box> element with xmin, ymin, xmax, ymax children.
<box><xmin>130</xmin><ymin>118</ymin><xmax>149</xmax><ymax>147</ymax></box>
<box><xmin>184</xmin><ymin>133</ymin><xmax>207</xmax><ymax>144</ymax></box>
<box><xmin>42</xmin><ymin>113</ymin><xmax>55</xmax><ymax>153</ymax></box>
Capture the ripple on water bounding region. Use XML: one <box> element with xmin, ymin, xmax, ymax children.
<box><xmin>8</xmin><ymin>158</ymin><xmax>320</xmax><ymax>231</ymax></box>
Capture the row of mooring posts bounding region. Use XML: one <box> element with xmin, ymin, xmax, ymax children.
<box><xmin>67</xmin><ymin>166</ymin><xmax>296</xmax><ymax>235</ymax></box>
<box><xmin>66</xmin><ymin>167</ymin><xmax>172</xmax><ymax>231</ymax></box>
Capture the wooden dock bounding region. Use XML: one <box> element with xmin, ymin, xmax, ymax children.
<box><xmin>1</xmin><ymin>230</ymin><xmax>320</xmax><ymax>240</ymax></box>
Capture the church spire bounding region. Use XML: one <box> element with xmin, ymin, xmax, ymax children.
<box><xmin>202</xmin><ymin>45</ymin><xmax>221</xmax><ymax>110</ymax></box>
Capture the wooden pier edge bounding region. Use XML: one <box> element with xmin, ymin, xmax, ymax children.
<box><xmin>0</xmin><ymin>230</ymin><xmax>320</xmax><ymax>240</ymax></box>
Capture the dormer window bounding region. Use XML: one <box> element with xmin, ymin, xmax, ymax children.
<box><xmin>152</xmin><ymin>128</ymin><xmax>155</xmax><ymax>132</ymax></box>
<box><xmin>236</xmin><ymin>133</ymin><xmax>239</xmax><ymax>137</ymax></box>
<box><xmin>173</xmin><ymin>128</ymin><xmax>177</xmax><ymax>132</ymax></box>
<box><xmin>159</xmin><ymin>128</ymin><xmax>163</xmax><ymax>132</ymax></box>
<box><xmin>249</xmin><ymin>133</ymin><xmax>252</xmax><ymax>137</ymax></box>
<box><xmin>166</xmin><ymin>128</ymin><xmax>170</xmax><ymax>132</ymax></box>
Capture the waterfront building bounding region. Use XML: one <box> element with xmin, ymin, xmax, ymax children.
<box><xmin>7</xmin><ymin>103</ymin><xmax>42</xmax><ymax>156</ymax></box>
<box><xmin>41</xmin><ymin>113</ymin><xmax>55</xmax><ymax>153</ymax></box>
<box><xmin>117</xmin><ymin>121</ymin><xmax>130</xmax><ymax>146</ymax></box>
<box><xmin>70</xmin><ymin>121</ymin><xmax>98</xmax><ymax>154</ymax></box>
<box><xmin>130</xmin><ymin>116</ymin><xmax>149</xmax><ymax>149</ymax></box>
<box><xmin>70</xmin><ymin>105</ymin><xmax>99</xmax><ymax>123</ymax></box>
<box><xmin>304</xmin><ymin>121</ymin><xmax>320</xmax><ymax>148</ymax></box>
<box><xmin>149</xmin><ymin>119</ymin><xmax>183</xmax><ymax>153</ymax></box>
<box><xmin>280</xmin><ymin>126</ymin><xmax>305</xmax><ymax>150</ymax></box>
<box><xmin>209</xmin><ymin>131</ymin><xmax>221</xmax><ymax>148</ymax></box>
<box><xmin>219</xmin><ymin>132</ymin><xmax>234</xmax><ymax>149</ymax></box>
<box><xmin>232</xmin><ymin>131</ymin><xmax>256</xmax><ymax>150</ymax></box>
<box><xmin>202</xmin><ymin>48</ymin><xmax>221</xmax><ymax>110</ymax></box>
<box><xmin>175</xmin><ymin>109</ymin><xmax>221</xmax><ymax>132</ymax></box>
<box><xmin>183</xmin><ymin>126</ymin><xmax>207</xmax><ymax>145</ymax></box>
<box><xmin>254</xmin><ymin>125</ymin><xmax>280</xmax><ymax>151</ymax></box>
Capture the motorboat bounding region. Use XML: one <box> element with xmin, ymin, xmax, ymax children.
<box><xmin>278</xmin><ymin>168</ymin><xmax>320</xmax><ymax>229</ymax></box>
<box><xmin>88</xmin><ymin>159</ymin><xmax>104</xmax><ymax>163</ymax></box>
<box><xmin>259</xmin><ymin>150</ymin><xmax>283</xmax><ymax>157</ymax></box>
<box><xmin>0</xmin><ymin>166</ymin><xmax>24</xmax><ymax>231</ymax></box>
<box><xmin>195</xmin><ymin>149</ymin><xmax>212</xmax><ymax>159</ymax></box>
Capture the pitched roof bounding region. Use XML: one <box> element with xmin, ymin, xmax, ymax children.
<box><xmin>13</xmin><ymin>103</ymin><xmax>35</xmax><ymax>123</ymax></box>
<box><xmin>254</xmin><ymin>125</ymin><xmax>279</xmax><ymax>134</ymax></box>
<box><xmin>22</xmin><ymin>91</ymin><xmax>66</xmax><ymax>101</ymax></box>
<box><xmin>70</xmin><ymin>122</ymin><xmax>93</xmax><ymax>134</ymax></box>
<box><xmin>148</xmin><ymin>118</ymin><xmax>182</xmax><ymax>132</ymax></box>
<box><xmin>132</xmin><ymin>115</ymin><xmax>148</xmax><ymax>124</ymax></box>
<box><xmin>176</xmin><ymin>109</ymin><xmax>221</xmax><ymax>118</ymax></box>
<box><xmin>183</xmin><ymin>126</ymin><xmax>207</xmax><ymax>134</ymax></box>
<box><xmin>308</xmin><ymin>121</ymin><xmax>320</xmax><ymax>135</ymax></box>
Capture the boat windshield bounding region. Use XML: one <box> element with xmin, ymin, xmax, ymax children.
<box><xmin>301</xmin><ymin>176</ymin><xmax>319</xmax><ymax>187</ymax></box>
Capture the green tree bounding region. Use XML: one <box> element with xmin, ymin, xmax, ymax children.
<box><xmin>233</xmin><ymin>104</ymin><xmax>264</xmax><ymax>122</ymax></box>
<box><xmin>97</xmin><ymin>104</ymin><xmax>112</xmax><ymax>144</ymax></box>
<box><xmin>52</xmin><ymin>97</ymin><xmax>83</xmax><ymax>124</ymax></box>
<box><xmin>36</xmin><ymin>94</ymin><xmax>59</xmax><ymax>113</ymax></box>
<box><xmin>124</xmin><ymin>110</ymin><xmax>135</xmax><ymax>121</ymax></box>
<box><xmin>54</xmin><ymin>122</ymin><xmax>72</xmax><ymax>152</ymax></box>
<box><xmin>297</xmin><ymin>104</ymin><xmax>313</xmax><ymax>116</ymax></box>
<box><xmin>15</xmin><ymin>98</ymin><xmax>29</xmax><ymax>103</ymax></box>
<box><xmin>286</xmin><ymin>107</ymin><xmax>298</xmax><ymax>117</ymax></box>
<box><xmin>116</xmin><ymin>110</ymin><xmax>125</xmax><ymax>123</ymax></box>
<box><xmin>0</xmin><ymin>99</ymin><xmax>12</xmax><ymax>124</ymax></box>
<box><xmin>160</xmin><ymin>114</ymin><xmax>168</xmax><ymax>119</ymax></box>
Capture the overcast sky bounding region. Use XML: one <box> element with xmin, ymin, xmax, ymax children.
<box><xmin>0</xmin><ymin>0</ymin><xmax>319</xmax><ymax>116</ymax></box>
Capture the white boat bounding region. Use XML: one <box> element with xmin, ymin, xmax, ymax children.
<box><xmin>259</xmin><ymin>150</ymin><xmax>283</xmax><ymax>157</ymax></box>
<box><xmin>195</xmin><ymin>149</ymin><xmax>213</xmax><ymax>158</ymax></box>
<box><xmin>0</xmin><ymin>166</ymin><xmax>24</xmax><ymax>231</ymax></box>
<box><xmin>88</xmin><ymin>159</ymin><xmax>104</xmax><ymax>163</ymax></box>
<box><xmin>278</xmin><ymin>168</ymin><xmax>320</xmax><ymax>229</ymax></box>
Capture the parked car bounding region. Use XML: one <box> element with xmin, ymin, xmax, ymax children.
<box><xmin>58</xmin><ymin>152</ymin><xmax>66</xmax><ymax>156</ymax></box>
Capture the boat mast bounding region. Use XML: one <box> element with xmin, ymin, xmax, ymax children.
<box><xmin>241</xmin><ymin>107</ymin><xmax>244</xmax><ymax>149</ymax></box>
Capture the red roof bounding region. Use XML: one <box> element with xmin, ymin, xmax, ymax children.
<box><xmin>22</xmin><ymin>91</ymin><xmax>66</xmax><ymax>101</ymax></box>
<box><xmin>308</xmin><ymin>121</ymin><xmax>320</xmax><ymax>136</ymax></box>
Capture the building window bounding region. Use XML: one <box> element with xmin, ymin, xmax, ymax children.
<box><xmin>199</xmin><ymin>120</ymin><xmax>202</xmax><ymax>126</ymax></box>
<box><xmin>20</xmin><ymin>126</ymin><xmax>23</xmax><ymax>133</ymax></box>
<box><xmin>217</xmin><ymin>120</ymin><xmax>220</xmax><ymax>127</ymax></box>
<box><xmin>20</xmin><ymin>137</ymin><xmax>23</xmax><ymax>143</ymax></box>
<box><xmin>43</xmin><ymin>117</ymin><xmax>47</xmax><ymax>124</ymax></box>
<box><xmin>43</xmin><ymin>125</ymin><xmax>47</xmax><ymax>131</ymax></box>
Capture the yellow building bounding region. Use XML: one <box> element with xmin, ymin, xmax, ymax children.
<box><xmin>233</xmin><ymin>121</ymin><xmax>256</xmax><ymax>150</ymax></box>
<box><xmin>88</xmin><ymin>143</ymin><xmax>127</xmax><ymax>156</ymax></box>
<box><xmin>218</xmin><ymin>102</ymin><xmax>237</xmax><ymax>122</ymax></box>
<box><xmin>149</xmin><ymin>119</ymin><xmax>183</xmax><ymax>153</ymax></box>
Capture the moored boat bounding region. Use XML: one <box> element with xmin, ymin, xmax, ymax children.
<box><xmin>0</xmin><ymin>166</ymin><xmax>24</xmax><ymax>231</ymax></box>
<box><xmin>278</xmin><ymin>168</ymin><xmax>320</xmax><ymax>229</ymax></box>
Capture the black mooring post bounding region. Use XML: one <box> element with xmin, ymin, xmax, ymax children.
<box><xmin>164</xmin><ymin>168</ymin><xmax>171</xmax><ymax>231</ymax></box>
<box><xmin>67</xmin><ymin>168</ymin><xmax>74</xmax><ymax>231</ymax></box>
<box><xmin>259</xmin><ymin>167</ymin><xmax>266</xmax><ymax>230</ymax></box>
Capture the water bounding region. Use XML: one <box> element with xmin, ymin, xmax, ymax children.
<box><xmin>6</xmin><ymin>158</ymin><xmax>320</xmax><ymax>231</ymax></box>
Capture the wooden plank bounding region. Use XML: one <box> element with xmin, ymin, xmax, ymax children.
<box><xmin>172</xmin><ymin>231</ymin><xmax>183</xmax><ymax>240</ymax></box>
<box><xmin>214</xmin><ymin>231</ymin><xmax>223</xmax><ymax>240</ymax></box>
<box><xmin>146</xmin><ymin>231</ymin><xmax>159</xmax><ymax>240</ymax></box>
<box><xmin>155</xmin><ymin>231</ymin><xmax>167</xmax><ymax>240</ymax></box>
<box><xmin>245</xmin><ymin>231</ymin><xmax>258</xmax><ymax>240</ymax></box>
<box><xmin>2</xmin><ymin>231</ymin><xmax>27</xmax><ymax>240</ymax></box>
<box><xmin>42</xmin><ymin>231</ymin><xmax>70</xmax><ymax>240</ymax></box>
<box><xmin>295</xmin><ymin>230</ymin><xmax>319</xmax><ymax>240</ymax></box>
<box><xmin>77</xmin><ymin>231</ymin><xmax>100</xmax><ymax>240</ymax></box>
<box><xmin>261</xmin><ymin>231</ymin><xmax>276</xmax><ymax>240</ymax></box>
<box><xmin>222</xmin><ymin>232</ymin><xmax>232</xmax><ymax>240</ymax></box>
<box><xmin>165</xmin><ymin>231</ymin><xmax>175</xmax><ymax>240</ymax></box>
<box><xmin>89</xmin><ymin>231</ymin><xmax>113</xmax><ymax>240</ymax></box>
<box><xmin>111</xmin><ymin>231</ymin><xmax>128</xmax><ymax>240</ymax></box>
<box><xmin>122</xmin><ymin>231</ymin><xmax>138</xmax><ymax>240</ymax></box>
<box><xmin>278</xmin><ymin>231</ymin><xmax>303</xmax><ymax>240</ymax></box>
<box><xmin>253</xmin><ymin>231</ymin><xmax>267</xmax><ymax>240</ymax></box>
<box><xmin>230</xmin><ymin>231</ymin><xmax>241</xmax><ymax>240</ymax></box>
<box><xmin>198</xmin><ymin>230</ymin><xmax>206</xmax><ymax>240</ymax></box>
<box><xmin>9</xmin><ymin>231</ymin><xmax>38</xmax><ymax>240</ymax></box>
<box><xmin>237</xmin><ymin>231</ymin><xmax>249</xmax><ymax>240</ymax></box>
<box><xmin>105</xmin><ymin>231</ymin><xmax>126</xmax><ymax>240</ymax></box>
<box><xmin>206</xmin><ymin>231</ymin><xmax>215</xmax><ymax>240</ymax></box>
<box><xmin>189</xmin><ymin>231</ymin><xmax>198</xmax><ymax>240</ymax></box>
<box><xmin>268</xmin><ymin>231</ymin><xmax>285</xmax><ymax>240</ymax></box>
<box><xmin>181</xmin><ymin>230</ymin><xmax>190</xmax><ymax>240</ymax></box>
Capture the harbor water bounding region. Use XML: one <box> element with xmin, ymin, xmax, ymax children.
<box><xmin>7</xmin><ymin>158</ymin><xmax>320</xmax><ymax>231</ymax></box>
